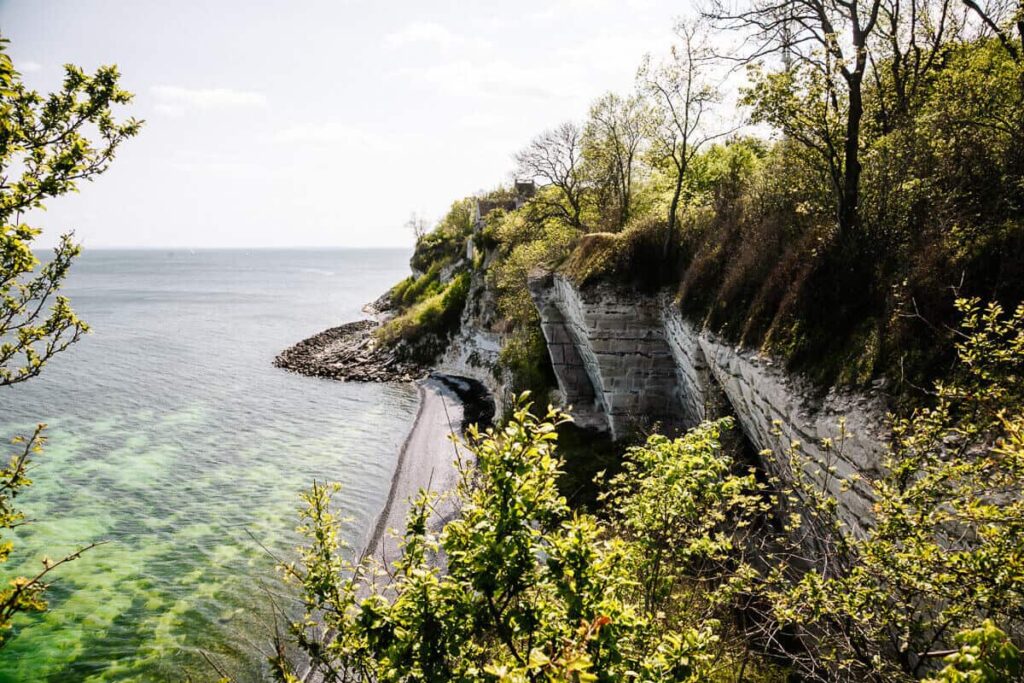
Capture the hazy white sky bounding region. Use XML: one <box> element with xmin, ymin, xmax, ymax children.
<box><xmin>0</xmin><ymin>0</ymin><xmax>698</xmax><ymax>248</ymax></box>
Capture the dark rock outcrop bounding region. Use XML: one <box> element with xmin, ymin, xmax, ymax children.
<box><xmin>274</xmin><ymin>319</ymin><xmax>426</xmax><ymax>383</ymax></box>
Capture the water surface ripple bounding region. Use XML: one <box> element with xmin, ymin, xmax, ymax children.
<box><xmin>0</xmin><ymin>249</ymin><xmax>418</xmax><ymax>682</ymax></box>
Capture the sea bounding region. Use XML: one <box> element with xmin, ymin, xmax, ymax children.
<box><xmin>0</xmin><ymin>249</ymin><xmax>420</xmax><ymax>682</ymax></box>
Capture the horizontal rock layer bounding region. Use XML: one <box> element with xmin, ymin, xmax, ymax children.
<box><xmin>529</xmin><ymin>271</ymin><xmax>889</xmax><ymax>531</ymax></box>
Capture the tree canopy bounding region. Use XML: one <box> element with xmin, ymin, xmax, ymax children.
<box><xmin>0</xmin><ymin>36</ymin><xmax>140</xmax><ymax>645</ymax></box>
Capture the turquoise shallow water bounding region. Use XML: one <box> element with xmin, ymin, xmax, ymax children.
<box><xmin>0</xmin><ymin>249</ymin><xmax>419</xmax><ymax>682</ymax></box>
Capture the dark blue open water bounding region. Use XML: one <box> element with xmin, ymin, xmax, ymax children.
<box><xmin>0</xmin><ymin>249</ymin><xmax>418</xmax><ymax>681</ymax></box>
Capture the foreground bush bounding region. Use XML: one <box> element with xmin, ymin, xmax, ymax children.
<box><xmin>751</xmin><ymin>298</ymin><xmax>1024</xmax><ymax>681</ymax></box>
<box><xmin>276</xmin><ymin>404</ymin><xmax>776</xmax><ymax>682</ymax></box>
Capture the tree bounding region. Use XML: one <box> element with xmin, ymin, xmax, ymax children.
<box><xmin>405</xmin><ymin>212</ymin><xmax>430</xmax><ymax>241</ymax></box>
<box><xmin>960</xmin><ymin>0</ymin><xmax>1024</xmax><ymax>63</ymax></box>
<box><xmin>639</xmin><ymin>19</ymin><xmax>729</xmax><ymax>257</ymax></box>
<box><xmin>957</xmin><ymin>0</ymin><xmax>1024</xmax><ymax>136</ymax></box>
<box><xmin>514</xmin><ymin>122</ymin><xmax>587</xmax><ymax>231</ymax></box>
<box><xmin>0</xmin><ymin>37</ymin><xmax>140</xmax><ymax>645</ymax></box>
<box><xmin>740</xmin><ymin>57</ymin><xmax>848</xmax><ymax>224</ymax></box>
<box><xmin>707</xmin><ymin>0</ymin><xmax>887</xmax><ymax>237</ymax></box>
<box><xmin>871</xmin><ymin>0</ymin><xmax>962</xmax><ymax>130</ymax></box>
<box><xmin>582</xmin><ymin>93</ymin><xmax>651</xmax><ymax>230</ymax></box>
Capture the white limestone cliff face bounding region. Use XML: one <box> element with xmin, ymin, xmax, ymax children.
<box><xmin>528</xmin><ymin>271</ymin><xmax>683</xmax><ymax>438</ymax></box>
<box><xmin>436</xmin><ymin>325</ymin><xmax>508</xmax><ymax>414</ymax></box>
<box><xmin>436</xmin><ymin>265</ymin><xmax>511</xmax><ymax>416</ymax></box>
<box><xmin>528</xmin><ymin>271</ymin><xmax>889</xmax><ymax>531</ymax></box>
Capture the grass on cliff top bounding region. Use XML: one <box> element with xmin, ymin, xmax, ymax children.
<box><xmin>376</xmin><ymin>272</ymin><xmax>470</xmax><ymax>362</ymax></box>
<box><xmin>560</xmin><ymin>217</ymin><xmax>673</xmax><ymax>292</ymax></box>
<box><xmin>389</xmin><ymin>262</ymin><xmax>444</xmax><ymax>309</ymax></box>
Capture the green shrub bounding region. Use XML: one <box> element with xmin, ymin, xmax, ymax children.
<box><xmin>410</xmin><ymin>198</ymin><xmax>474</xmax><ymax>274</ymax></box>
<box><xmin>277</xmin><ymin>400</ymin><xmax>778</xmax><ymax>682</ymax></box>
<box><xmin>474</xmin><ymin>207</ymin><xmax>505</xmax><ymax>252</ymax></box>
<box><xmin>496</xmin><ymin>323</ymin><xmax>555</xmax><ymax>398</ymax></box>
<box><xmin>391</xmin><ymin>262</ymin><xmax>443</xmax><ymax>309</ymax></box>
<box><xmin>925</xmin><ymin>621</ymin><xmax>1022</xmax><ymax>683</ymax></box>
<box><xmin>488</xmin><ymin>212</ymin><xmax>578</xmax><ymax>330</ymax></box>
<box><xmin>388</xmin><ymin>275</ymin><xmax>414</xmax><ymax>305</ymax></box>
<box><xmin>377</xmin><ymin>272</ymin><xmax>470</xmax><ymax>362</ymax></box>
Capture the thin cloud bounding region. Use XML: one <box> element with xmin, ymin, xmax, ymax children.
<box><xmin>274</xmin><ymin>121</ymin><xmax>398</xmax><ymax>152</ymax></box>
<box><xmin>150</xmin><ymin>85</ymin><xmax>267</xmax><ymax>116</ymax></box>
<box><xmin>17</xmin><ymin>60</ymin><xmax>43</xmax><ymax>73</ymax></box>
<box><xmin>392</xmin><ymin>60</ymin><xmax>568</xmax><ymax>100</ymax></box>
<box><xmin>170</xmin><ymin>158</ymin><xmax>267</xmax><ymax>180</ymax></box>
<box><xmin>385</xmin><ymin>21</ymin><xmax>456</xmax><ymax>48</ymax></box>
<box><xmin>383</xmin><ymin>21</ymin><xmax>490</xmax><ymax>51</ymax></box>
<box><xmin>456</xmin><ymin>111</ymin><xmax>512</xmax><ymax>129</ymax></box>
<box><xmin>529</xmin><ymin>0</ymin><xmax>613</xmax><ymax>24</ymax></box>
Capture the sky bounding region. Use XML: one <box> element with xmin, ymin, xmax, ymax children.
<box><xmin>0</xmin><ymin>0</ymin><xmax>695</xmax><ymax>248</ymax></box>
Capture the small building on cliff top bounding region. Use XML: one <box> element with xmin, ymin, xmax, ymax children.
<box><xmin>472</xmin><ymin>180</ymin><xmax>536</xmax><ymax>230</ymax></box>
<box><xmin>468</xmin><ymin>180</ymin><xmax>536</xmax><ymax>260</ymax></box>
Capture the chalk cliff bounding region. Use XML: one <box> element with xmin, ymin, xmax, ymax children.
<box><xmin>528</xmin><ymin>271</ymin><xmax>889</xmax><ymax>532</ymax></box>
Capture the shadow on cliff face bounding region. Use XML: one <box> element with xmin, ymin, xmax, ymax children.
<box><xmin>554</xmin><ymin>424</ymin><xmax>622</xmax><ymax>511</ymax></box>
<box><xmin>431</xmin><ymin>373</ymin><xmax>495</xmax><ymax>432</ymax></box>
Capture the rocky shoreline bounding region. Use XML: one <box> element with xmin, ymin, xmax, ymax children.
<box><xmin>273</xmin><ymin>318</ymin><xmax>428</xmax><ymax>383</ymax></box>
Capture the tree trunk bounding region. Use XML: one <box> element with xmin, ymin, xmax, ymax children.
<box><xmin>840</xmin><ymin>74</ymin><xmax>864</xmax><ymax>237</ymax></box>
<box><xmin>620</xmin><ymin>168</ymin><xmax>631</xmax><ymax>228</ymax></box>
<box><xmin>663</xmin><ymin>160</ymin><xmax>685</xmax><ymax>259</ymax></box>
<box><xmin>565</xmin><ymin>188</ymin><xmax>583</xmax><ymax>232</ymax></box>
